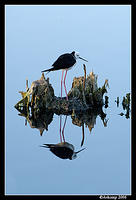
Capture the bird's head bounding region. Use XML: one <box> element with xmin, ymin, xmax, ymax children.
<box><xmin>72</xmin><ymin>51</ymin><xmax>88</xmax><ymax>62</ymax></box>
<box><xmin>69</xmin><ymin>147</ymin><xmax>86</xmax><ymax>160</ymax></box>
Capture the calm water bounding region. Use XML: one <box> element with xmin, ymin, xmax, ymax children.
<box><xmin>5</xmin><ymin>5</ymin><xmax>131</xmax><ymax>195</ymax></box>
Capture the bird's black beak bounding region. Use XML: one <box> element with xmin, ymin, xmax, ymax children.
<box><xmin>75</xmin><ymin>148</ymin><xmax>86</xmax><ymax>154</ymax></box>
<box><xmin>79</xmin><ymin>57</ymin><xmax>88</xmax><ymax>62</ymax></box>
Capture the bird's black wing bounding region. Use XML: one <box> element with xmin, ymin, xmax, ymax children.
<box><xmin>50</xmin><ymin>146</ymin><xmax>73</xmax><ymax>159</ymax></box>
<box><xmin>52</xmin><ymin>53</ymin><xmax>76</xmax><ymax>70</ymax></box>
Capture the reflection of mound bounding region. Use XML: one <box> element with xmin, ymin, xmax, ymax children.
<box><xmin>17</xmin><ymin>105</ymin><xmax>108</xmax><ymax>136</ymax></box>
<box><xmin>18</xmin><ymin>110</ymin><xmax>54</xmax><ymax>136</ymax></box>
<box><xmin>72</xmin><ymin>108</ymin><xmax>108</xmax><ymax>133</ymax></box>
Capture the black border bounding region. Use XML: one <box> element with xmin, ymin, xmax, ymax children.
<box><xmin>1</xmin><ymin>1</ymin><xmax>135</xmax><ymax>199</ymax></box>
<box><xmin>0</xmin><ymin>2</ymin><xmax>5</xmax><ymax>200</ymax></box>
<box><xmin>131</xmin><ymin>2</ymin><xmax>136</xmax><ymax>199</ymax></box>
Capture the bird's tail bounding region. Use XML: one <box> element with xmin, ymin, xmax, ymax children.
<box><xmin>41</xmin><ymin>67</ymin><xmax>55</xmax><ymax>73</ymax></box>
<box><xmin>40</xmin><ymin>144</ymin><xmax>55</xmax><ymax>148</ymax></box>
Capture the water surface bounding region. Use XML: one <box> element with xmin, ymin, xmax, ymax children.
<box><xmin>5</xmin><ymin>5</ymin><xmax>131</xmax><ymax>195</ymax></box>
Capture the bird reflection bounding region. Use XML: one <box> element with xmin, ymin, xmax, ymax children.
<box><xmin>41</xmin><ymin>142</ymin><xmax>85</xmax><ymax>160</ymax></box>
<box><xmin>41</xmin><ymin>115</ymin><xmax>85</xmax><ymax>160</ymax></box>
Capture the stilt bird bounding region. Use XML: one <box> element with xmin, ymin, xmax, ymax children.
<box><xmin>41</xmin><ymin>51</ymin><xmax>88</xmax><ymax>100</ymax></box>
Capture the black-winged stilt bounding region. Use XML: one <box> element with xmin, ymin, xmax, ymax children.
<box><xmin>41</xmin><ymin>51</ymin><xmax>88</xmax><ymax>100</ymax></box>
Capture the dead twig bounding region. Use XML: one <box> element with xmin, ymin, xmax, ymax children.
<box><xmin>82</xmin><ymin>64</ymin><xmax>87</xmax><ymax>106</ymax></box>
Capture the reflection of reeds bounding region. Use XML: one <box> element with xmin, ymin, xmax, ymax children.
<box><xmin>120</xmin><ymin>93</ymin><xmax>130</xmax><ymax>119</ymax></box>
<box><xmin>115</xmin><ymin>97</ymin><xmax>119</xmax><ymax>107</ymax></box>
<box><xmin>71</xmin><ymin>107</ymin><xmax>108</xmax><ymax>134</ymax></box>
<box><xmin>115</xmin><ymin>93</ymin><xmax>130</xmax><ymax>119</ymax></box>
<box><xmin>122</xmin><ymin>93</ymin><xmax>130</xmax><ymax>110</ymax></box>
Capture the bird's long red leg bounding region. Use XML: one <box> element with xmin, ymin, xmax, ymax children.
<box><xmin>61</xmin><ymin>70</ymin><xmax>64</xmax><ymax>98</ymax></box>
<box><xmin>64</xmin><ymin>70</ymin><xmax>68</xmax><ymax>101</ymax></box>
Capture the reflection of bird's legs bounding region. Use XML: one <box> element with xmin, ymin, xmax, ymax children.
<box><xmin>64</xmin><ymin>70</ymin><xmax>68</xmax><ymax>101</ymax></box>
<box><xmin>61</xmin><ymin>70</ymin><xmax>64</xmax><ymax>98</ymax></box>
<box><xmin>61</xmin><ymin>116</ymin><xmax>67</xmax><ymax>143</ymax></box>
<box><xmin>81</xmin><ymin>123</ymin><xmax>85</xmax><ymax>146</ymax></box>
<box><xmin>59</xmin><ymin>115</ymin><xmax>62</xmax><ymax>143</ymax></box>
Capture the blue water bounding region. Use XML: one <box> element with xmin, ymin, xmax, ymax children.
<box><xmin>5</xmin><ymin>5</ymin><xmax>131</xmax><ymax>195</ymax></box>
